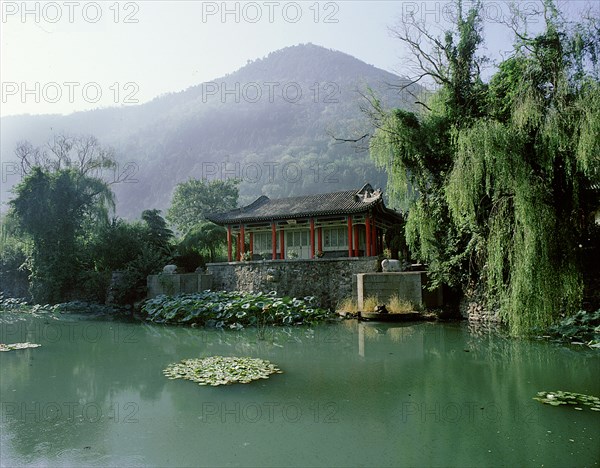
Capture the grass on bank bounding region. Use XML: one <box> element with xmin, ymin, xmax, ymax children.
<box><xmin>336</xmin><ymin>294</ymin><xmax>418</xmax><ymax>314</ymax></box>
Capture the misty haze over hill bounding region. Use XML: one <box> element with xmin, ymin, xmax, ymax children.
<box><xmin>1</xmin><ymin>44</ymin><xmax>421</xmax><ymax>218</ymax></box>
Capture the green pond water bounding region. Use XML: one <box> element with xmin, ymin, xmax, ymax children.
<box><xmin>1</xmin><ymin>312</ymin><xmax>598</xmax><ymax>467</ymax></box>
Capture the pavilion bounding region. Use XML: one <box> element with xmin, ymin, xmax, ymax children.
<box><xmin>206</xmin><ymin>183</ymin><xmax>404</xmax><ymax>261</ymax></box>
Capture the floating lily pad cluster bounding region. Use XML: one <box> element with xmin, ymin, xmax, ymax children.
<box><xmin>0</xmin><ymin>342</ymin><xmax>41</xmax><ymax>352</ymax></box>
<box><xmin>534</xmin><ymin>391</ymin><xmax>600</xmax><ymax>412</ymax></box>
<box><xmin>163</xmin><ymin>356</ymin><xmax>283</xmax><ymax>386</ymax></box>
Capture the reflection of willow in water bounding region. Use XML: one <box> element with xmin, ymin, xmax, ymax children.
<box><xmin>466</xmin><ymin>321</ymin><xmax>599</xmax><ymax>366</ymax></box>
<box><xmin>460</xmin><ymin>320</ymin><xmax>600</xmax><ymax>449</ymax></box>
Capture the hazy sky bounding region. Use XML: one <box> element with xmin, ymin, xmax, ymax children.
<box><xmin>1</xmin><ymin>0</ymin><xmax>596</xmax><ymax>116</ymax></box>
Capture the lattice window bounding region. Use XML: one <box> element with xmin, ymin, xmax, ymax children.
<box><xmin>323</xmin><ymin>227</ymin><xmax>348</xmax><ymax>248</ymax></box>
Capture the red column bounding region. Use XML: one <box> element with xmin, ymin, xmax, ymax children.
<box><xmin>317</xmin><ymin>227</ymin><xmax>323</xmax><ymax>255</ymax></box>
<box><xmin>347</xmin><ymin>216</ymin><xmax>353</xmax><ymax>257</ymax></box>
<box><xmin>353</xmin><ymin>224</ymin><xmax>359</xmax><ymax>257</ymax></box>
<box><xmin>365</xmin><ymin>215</ymin><xmax>371</xmax><ymax>257</ymax></box>
<box><xmin>279</xmin><ymin>230</ymin><xmax>285</xmax><ymax>259</ymax></box>
<box><xmin>271</xmin><ymin>223</ymin><xmax>277</xmax><ymax>260</ymax></box>
<box><xmin>227</xmin><ymin>225</ymin><xmax>233</xmax><ymax>262</ymax></box>
<box><xmin>240</xmin><ymin>225</ymin><xmax>245</xmax><ymax>256</ymax></box>
<box><xmin>249</xmin><ymin>232</ymin><xmax>254</xmax><ymax>258</ymax></box>
<box><xmin>372</xmin><ymin>219</ymin><xmax>377</xmax><ymax>255</ymax></box>
<box><xmin>235</xmin><ymin>234</ymin><xmax>240</xmax><ymax>261</ymax></box>
<box><xmin>310</xmin><ymin>218</ymin><xmax>315</xmax><ymax>258</ymax></box>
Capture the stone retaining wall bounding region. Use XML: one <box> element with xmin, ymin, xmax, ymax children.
<box><xmin>147</xmin><ymin>273</ymin><xmax>213</xmax><ymax>299</ymax></box>
<box><xmin>207</xmin><ymin>257</ymin><xmax>379</xmax><ymax>308</ymax></box>
<box><xmin>459</xmin><ymin>288</ymin><xmax>502</xmax><ymax>323</ymax></box>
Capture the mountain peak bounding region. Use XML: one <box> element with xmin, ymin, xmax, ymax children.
<box><xmin>225</xmin><ymin>43</ymin><xmax>393</xmax><ymax>84</ymax></box>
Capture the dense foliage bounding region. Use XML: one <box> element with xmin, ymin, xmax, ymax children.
<box><xmin>177</xmin><ymin>222</ymin><xmax>226</xmax><ymax>263</ymax></box>
<box><xmin>543</xmin><ymin>309</ymin><xmax>600</xmax><ymax>347</ymax></box>
<box><xmin>4</xmin><ymin>134</ymin><xmax>240</xmax><ymax>304</ymax></box>
<box><xmin>9</xmin><ymin>167</ymin><xmax>115</xmax><ymax>303</ymax></box>
<box><xmin>447</xmin><ymin>13</ymin><xmax>600</xmax><ymax>333</ymax></box>
<box><xmin>0</xmin><ymin>214</ymin><xmax>29</xmax><ymax>299</ymax></box>
<box><xmin>370</xmin><ymin>3</ymin><xmax>486</xmax><ymax>290</ymax></box>
<box><xmin>167</xmin><ymin>178</ymin><xmax>239</xmax><ymax>235</ymax></box>
<box><xmin>141</xmin><ymin>291</ymin><xmax>334</xmax><ymax>328</ymax></box>
<box><xmin>5</xmin><ymin>135</ymin><xmax>174</xmax><ymax>304</ymax></box>
<box><xmin>79</xmin><ymin>213</ymin><xmax>173</xmax><ymax>304</ymax></box>
<box><xmin>0</xmin><ymin>294</ymin><xmax>127</xmax><ymax>315</ymax></box>
<box><xmin>371</xmin><ymin>1</ymin><xmax>600</xmax><ymax>334</ymax></box>
<box><xmin>141</xmin><ymin>209</ymin><xmax>174</xmax><ymax>254</ymax></box>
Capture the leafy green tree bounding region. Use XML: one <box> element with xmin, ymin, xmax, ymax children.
<box><xmin>0</xmin><ymin>213</ymin><xmax>30</xmax><ymax>299</ymax></box>
<box><xmin>167</xmin><ymin>178</ymin><xmax>239</xmax><ymax>235</ymax></box>
<box><xmin>141</xmin><ymin>209</ymin><xmax>174</xmax><ymax>254</ymax></box>
<box><xmin>82</xmin><ymin>218</ymin><xmax>149</xmax><ymax>272</ymax></box>
<box><xmin>179</xmin><ymin>222</ymin><xmax>226</xmax><ymax>263</ymax></box>
<box><xmin>10</xmin><ymin>167</ymin><xmax>114</xmax><ymax>303</ymax></box>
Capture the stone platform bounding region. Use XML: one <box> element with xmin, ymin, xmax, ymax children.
<box><xmin>354</xmin><ymin>272</ymin><xmax>443</xmax><ymax>310</ymax></box>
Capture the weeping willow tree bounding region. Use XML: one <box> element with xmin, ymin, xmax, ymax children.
<box><xmin>370</xmin><ymin>1</ymin><xmax>487</xmax><ymax>289</ymax></box>
<box><xmin>371</xmin><ymin>0</ymin><xmax>599</xmax><ymax>334</ymax></box>
<box><xmin>447</xmin><ymin>10</ymin><xmax>600</xmax><ymax>333</ymax></box>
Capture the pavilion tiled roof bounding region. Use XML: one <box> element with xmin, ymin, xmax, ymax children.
<box><xmin>207</xmin><ymin>184</ymin><xmax>400</xmax><ymax>224</ymax></box>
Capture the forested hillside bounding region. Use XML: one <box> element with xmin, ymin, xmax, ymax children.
<box><xmin>1</xmin><ymin>44</ymin><xmax>420</xmax><ymax>217</ymax></box>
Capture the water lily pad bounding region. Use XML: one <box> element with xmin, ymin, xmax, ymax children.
<box><xmin>0</xmin><ymin>342</ymin><xmax>41</xmax><ymax>352</ymax></box>
<box><xmin>163</xmin><ymin>356</ymin><xmax>283</xmax><ymax>386</ymax></box>
<box><xmin>534</xmin><ymin>391</ymin><xmax>600</xmax><ymax>412</ymax></box>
